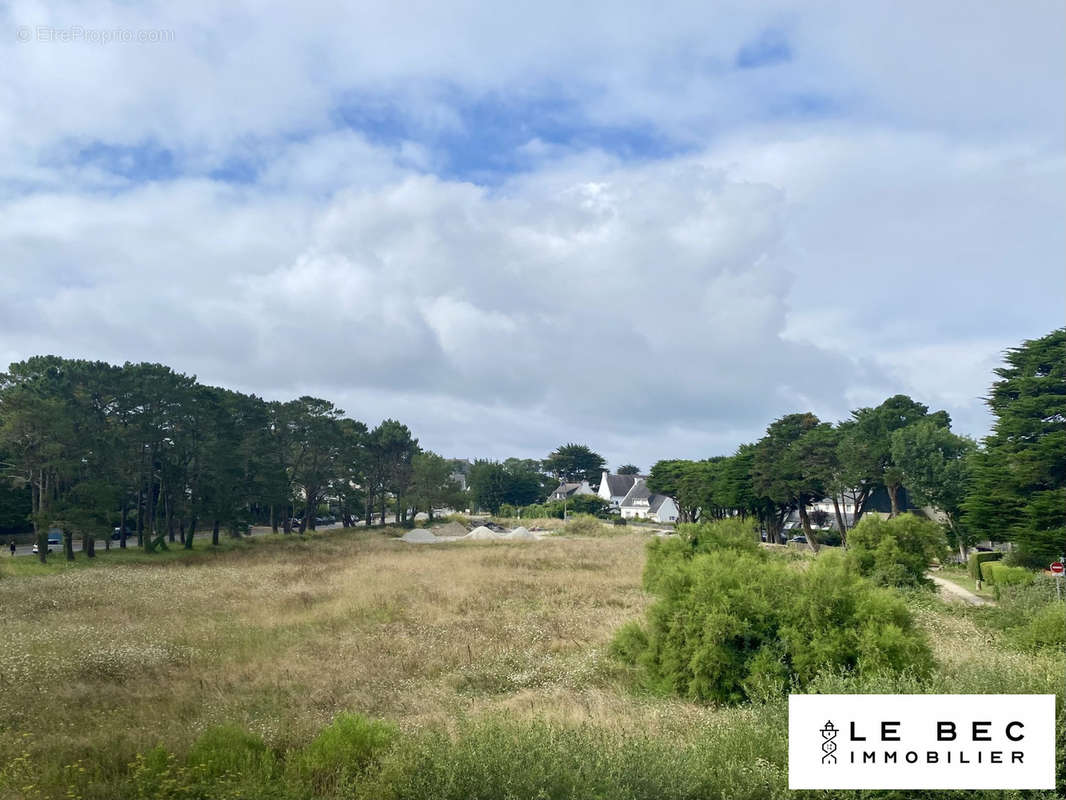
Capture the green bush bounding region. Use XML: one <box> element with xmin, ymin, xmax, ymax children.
<box><xmin>517</xmin><ymin>495</ymin><xmax>611</xmax><ymax>520</ymax></box>
<box><xmin>562</xmin><ymin>514</ymin><xmax>608</xmax><ymax>537</ymax></box>
<box><xmin>1010</xmin><ymin>602</ymin><xmax>1066</xmax><ymax>651</ymax></box>
<box><xmin>678</xmin><ymin>517</ymin><xmax>761</xmax><ymax>556</ymax></box>
<box><xmin>295</xmin><ymin>712</ymin><xmax>396</xmax><ymax>793</ymax></box>
<box><xmin>977</xmin><ymin>574</ymin><xmax>1065</xmax><ymax>654</ymax></box>
<box><xmin>980</xmin><ymin>561</ymin><xmax>1034</xmax><ymax>589</ymax></box>
<box><xmin>186</xmin><ymin>724</ymin><xmax>275</xmax><ymax>783</ymax></box>
<box><xmin>617</xmin><ymin>540</ymin><xmax>931</xmax><ymax>704</ymax></box>
<box><xmin>979</xmin><ymin>560</ymin><xmax>998</xmax><ymax>583</ymax></box>
<box><xmin>967</xmin><ymin>550</ymin><xmax>1002</xmax><ymax>580</ymax></box>
<box><xmin>847</xmin><ymin>513</ymin><xmax>948</xmax><ymax>587</ymax></box>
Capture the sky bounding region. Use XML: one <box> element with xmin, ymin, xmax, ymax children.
<box><xmin>1</xmin><ymin>1</ymin><xmax>1063</xmax><ymax>471</ymax></box>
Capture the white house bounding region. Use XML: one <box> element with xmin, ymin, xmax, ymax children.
<box><xmin>619</xmin><ymin>478</ymin><xmax>679</xmax><ymax>523</ymax></box>
<box><xmin>548</xmin><ymin>480</ymin><xmax>595</xmax><ymax>501</ymax></box>
<box><xmin>597</xmin><ymin>470</ymin><xmax>641</xmax><ymax>509</ymax></box>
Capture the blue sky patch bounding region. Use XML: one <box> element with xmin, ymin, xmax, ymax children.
<box><xmin>73</xmin><ymin>141</ymin><xmax>179</xmax><ymax>182</ymax></box>
<box><xmin>332</xmin><ymin>86</ymin><xmax>689</xmax><ymax>183</ymax></box>
<box><xmin>735</xmin><ymin>29</ymin><xmax>792</xmax><ymax>69</ymax></box>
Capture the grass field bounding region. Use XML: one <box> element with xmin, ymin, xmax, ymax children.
<box><xmin>0</xmin><ymin>525</ymin><xmax>1062</xmax><ymax>799</ymax></box>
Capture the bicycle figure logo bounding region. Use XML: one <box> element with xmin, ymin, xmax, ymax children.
<box><xmin>820</xmin><ymin>721</ymin><xmax>838</xmax><ymax>764</ymax></box>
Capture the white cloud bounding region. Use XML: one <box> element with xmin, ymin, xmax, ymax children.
<box><xmin>0</xmin><ymin>1</ymin><xmax>1062</xmax><ymax>468</ymax></box>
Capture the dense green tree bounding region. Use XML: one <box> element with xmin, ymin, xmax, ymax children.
<box><xmin>841</xmin><ymin>395</ymin><xmax>948</xmax><ymax>519</ymax></box>
<box><xmin>0</xmin><ymin>356</ymin><xmax>388</xmax><ymax>553</ymax></box>
<box><xmin>333</xmin><ymin>418</ymin><xmax>369</xmax><ymax>527</ymax></box>
<box><xmin>543</xmin><ymin>443</ymin><xmax>605</xmax><ymax>484</ymax></box>
<box><xmin>284</xmin><ymin>397</ymin><xmax>347</xmax><ymax>532</ymax></box>
<box><xmin>468</xmin><ymin>460</ymin><xmax>509</xmax><ymax>514</ymax></box>
<box><xmin>643</xmin><ymin>460</ymin><xmax>695</xmax><ymax>522</ymax></box>
<box><xmin>963</xmin><ymin>329</ymin><xmax>1065</xmax><ymax>564</ymax></box>
<box><xmin>891</xmin><ymin>420</ymin><xmax>975</xmax><ymax>558</ymax></box>
<box><xmin>365</xmin><ymin>420</ymin><xmax>419</xmax><ymax>526</ymax></box>
<box><xmin>752</xmin><ymin>413</ymin><xmax>828</xmax><ymax>549</ymax></box>
<box><xmin>616</xmin><ymin>464</ymin><xmax>640</xmax><ymax>475</ymax></box>
<box><xmin>410</xmin><ymin>451</ymin><xmax>463</xmax><ymax>520</ymax></box>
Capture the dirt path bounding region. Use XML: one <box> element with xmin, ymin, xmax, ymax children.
<box><xmin>929</xmin><ymin>573</ymin><xmax>991</xmax><ymax>606</ymax></box>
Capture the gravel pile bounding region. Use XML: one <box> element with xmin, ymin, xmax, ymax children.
<box><xmin>504</xmin><ymin>526</ymin><xmax>535</xmax><ymax>540</ymax></box>
<box><xmin>431</xmin><ymin>521</ymin><xmax>469</xmax><ymax>538</ymax></box>
<box><xmin>464</xmin><ymin>525</ymin><xmax>501</xmax><ymax>540</ymax></box>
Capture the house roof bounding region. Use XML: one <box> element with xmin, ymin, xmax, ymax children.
<box><xmin>648</xmin><ymin>494</ymin><xmax>670</xmax><ymax>513</ymax></box>
<box><xmin>620</xmin><ymin>480</ymin><xmax>651</xmax><ymax>505</ymax></box>
<box><xmin>861</xmin><ymin>486</ymin><xmax>918</xmax><ymax>515</ymax></box>
<box><xmin>618</xmin><ymin>478</ymin><xmax>674</xmax><ymax>514</ymax></box>
<box><xmin>603</xmin><ymin>473</ymin><xmax>638</xmax><ymax>497</ymax></box>
<box><xmin>551</xmin><ymin>482</ymin><xmax>583</xmax><ymax>498</ymax></box>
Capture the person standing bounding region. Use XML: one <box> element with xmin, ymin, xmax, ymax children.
<box><xmin>8</xmin><ymin>539</ymin><xmax>15</xmax><ymax>557</ymax></box>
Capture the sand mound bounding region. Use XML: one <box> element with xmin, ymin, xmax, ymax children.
<box><xmin>464</xmin><ymin>525</ymin><xmax>502</xmax><ymax>540</ymax></box>
<box><xmin>505</xmin><ymin>526</ymin><xmax>535</xmax><ymax>540</ymax></box>
<box><xmin>431</xmin><ymin>521</ymin><xmax>468</xmax><ymax>538</ymax></box>
<box><xmin>401</xmin><ymin>529</ymin><xmax>439</xmax><ymax>543</ymax></box>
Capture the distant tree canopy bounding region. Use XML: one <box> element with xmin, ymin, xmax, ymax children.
<box><xmin>643</xmin><ymin>330</ymin><xmax>1066</xmax><ymax>559</ymax></box>
<box><xmin>543</xmin><ymin>443</ymin><xmax>606</xmax><ymax>484</ymax></box>
<box><xmin>963</xmin><ymin>328</ymin><xmax>1066</xmax><ymax>564</ymax></box>
<box><xmin>0</xmin><ymin>356</ymin><xmax>427</xmax><ymax>562</ymax></box>
<box><xmin>616</xmin><ymin>464</ymin><xmax>640</xmax><ymax>475</ymax></box>
<box><xmin>468</xmin><ymin>459</ymin><xmax>548</xmax><ymax>514</ymax></box>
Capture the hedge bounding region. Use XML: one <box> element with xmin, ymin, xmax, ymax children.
<box><xmin>981</xmin><ymin>562</ymin><xmax>1035</xmax><ymax>589</ymax></box>
<box><xmin>968</xmin><ymin>550</ymin><xmax>1003</xmax><ymax>580</ymax></box>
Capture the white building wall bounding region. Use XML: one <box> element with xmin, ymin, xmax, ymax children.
<box><xmin>653</xmin><ymin>498</ymin><xmax>679</xmax><ymax>523</ymax></box>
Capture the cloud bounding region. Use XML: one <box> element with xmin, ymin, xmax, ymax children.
<box><xmin>0</xmin><ymin>1</ymin><xmax>1062</xmax><ymax>469</ymax></box>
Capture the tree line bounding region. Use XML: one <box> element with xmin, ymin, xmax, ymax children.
<box><xmin>646</xmin><ymin>328</ymin><xmax>1064</xmax><ymax>565</ymax></box>
<box><xmin>0</xmin><ymin>356</ymin><xmax>464</xmax><ymax>561</ymax></box>
<box><xmin>2</xmin><ymin>329</ymin><xmax>1060</xmax><ymax>565</ymax></box>
<box><xmin>465</xmin><ymin>444</ymin><xmax>612</xmax><ymax>515</ymax></box>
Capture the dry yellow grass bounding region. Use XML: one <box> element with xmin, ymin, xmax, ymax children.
<box><xmin>1</xmin><ymin>526</ymin><xmax>1061</xmax><ymax>798</ymax></box>
<box><xmin>0</xmin><ymin>530</ymin><xmax>672</xmax><ymax>765</ymax></box>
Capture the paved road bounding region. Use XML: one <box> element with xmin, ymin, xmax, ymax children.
<box><xmin>929</xmin><ymin>573</ymin><xmax>991</xmax><ymax>606</ymax></box>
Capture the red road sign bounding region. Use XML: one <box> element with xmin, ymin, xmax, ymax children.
<box><xmin>1051</xmin><ymin>562</ymin><xmax>1064</xmax><ymax>575</ymax></box>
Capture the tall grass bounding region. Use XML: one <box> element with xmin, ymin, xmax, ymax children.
<box><xmin>0</xmin><ymin>527</ymin><xmax>1061</xmax><ymax>799</ymax></box>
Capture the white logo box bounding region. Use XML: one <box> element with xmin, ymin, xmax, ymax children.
<box><xmin>788</xmin><ymin>694</ymin><xmax>1056</xmax><ymax>790</ymax></box>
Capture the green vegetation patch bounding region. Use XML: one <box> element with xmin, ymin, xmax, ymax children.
<box><xmin>614</xmin><ymin>520</ymin><xmax>932</xmax><ymax>704</ymax></box>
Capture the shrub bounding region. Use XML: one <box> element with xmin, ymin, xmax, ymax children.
<box><xmin>978</xmin><ymin>574</ymin><xmax>1065</xmax><ymax>653</ymax></box>
<box><xmin>847</xmin><ymin>513</ymin><xmax>948</xmax><ymax>587</ymax></box>
<box><xmin>979</xmin><ymin>560</ymin><xmax>998</xmax><ymax>583</ymax></box>
<box><xmin>558</xmin><ymin>514</ymin><xmax>607</xmax><ymax>536</ymax></box>
<box><xmin>1010</xmin><ymin>602</ymin><xmax>1066</xmax><ymax>651</ymax></box>
<box><xmin>617</xmin><ymin>543</ymin><xmax>931</xmax><ymax>704</ymax></box>
<box><xmin>780</xmin><ymin>552</ymin><xmax>933</xmax><ymax>681</ymax></box>
<box><xmin>295</xmin><ymin>712</ymin><xmax>396</xmax><ymax>793</ymax></box>
<box><xmin>981</xmin><ymin>562</ymin><xmax>1034</xmax><ymax>590</ymax></box>
<box><xmin>967</xmin><ymin>550</ymin><xmax>1002</xmax><ymax>580</ymax></box>
<box><xmin>678</xmin><ymin>517</ymin><xmax>761</xmax><ymax>556</ymax></box>
<box><xmin>186</xmin><ymin>724</ymin><xmax>274</xmax><ymax>780</ymax></box>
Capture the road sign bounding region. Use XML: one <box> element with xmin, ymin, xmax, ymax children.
<box><xmin>1050</xmin><ymin>562</ymin><xmax>1064</xmax><ymax>575</ymax></box>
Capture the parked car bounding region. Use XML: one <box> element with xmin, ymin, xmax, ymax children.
<box><xmin>790</xmin><ymin>535</ymin><xmax>808</xmax><ymax>544</ymax></box>
<box><xmin>32</xmin><ymin>543</ymin><xmax>53</xmax><ymax>554</ymax></box>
